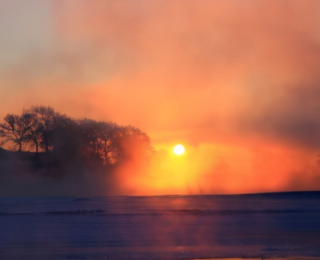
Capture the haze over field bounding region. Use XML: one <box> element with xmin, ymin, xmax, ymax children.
<box><xmin>1</xmin><ymin>0</ymin><xmax>320</xmax><ymax>195</ymax></box>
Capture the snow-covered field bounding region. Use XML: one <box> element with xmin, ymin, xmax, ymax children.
<box><xmin>0</xmin><ymin>192</ymin><xmax>320</xmax><ymax>260</ymax></box>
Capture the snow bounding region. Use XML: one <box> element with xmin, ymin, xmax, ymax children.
<box><xmin>0</xmin><ymin>192</ymin><xmax>320</xmax><ymax>260</ymax></box>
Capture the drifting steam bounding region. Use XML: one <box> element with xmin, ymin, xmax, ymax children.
<box><xmin>1</xmin><ymin>1</ymin><xmax>320</xmax><ymax>196</ymax></box>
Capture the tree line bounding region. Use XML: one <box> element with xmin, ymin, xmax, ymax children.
<box><xmin>0</xmin><ymin>105</ymin><xmax>153</xmax><ymax>167</ymax></box>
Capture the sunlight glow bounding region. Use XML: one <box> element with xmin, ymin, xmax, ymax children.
<box><xmin>173</xmin><ymin>144</ymin><xmax>185</xmax><ymax>155</ymax></box>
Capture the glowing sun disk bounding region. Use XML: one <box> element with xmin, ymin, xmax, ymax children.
<box><xmin>173</xmin><ymin>144</ymin><xmax>185</xmax><ymax>155</ymax></box>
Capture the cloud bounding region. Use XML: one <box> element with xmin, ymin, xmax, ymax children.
<box><xmin>48</xmin><ymin>0</ymin><xmax>320</xmax><ymax>147</ymax></box>
<box><xmin>239</xmin><ymin>82</ymin><xmax>320</xmax><ymax>149</ymax></box>
<box><xmin>1</xmin><ymin>0</ymin><xmax>320</xmax><ymax>193</ymax></box>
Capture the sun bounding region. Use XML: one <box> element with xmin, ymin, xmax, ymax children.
<box><xmin>173</xmin><ymin>144</ymin><xmax>185</xmax><ymax>155</ymax></box>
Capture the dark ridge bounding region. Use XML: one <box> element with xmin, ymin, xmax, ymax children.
<box><xmin>129</xmin><ymin>191</ymin><xmax>320</xmax><ymax>199</ymax></box>
<box><xmin>46</xmin><ymin>209</ymin><xmax>106</xmax><ymax>215</ymax></box>
<box><xmin>0</xmin><ymin>212</ymin><xmax>34</xmax><ymax>216</ymax></box>
<box><xmin>0</xmin><ymin>147</ymin><xmax>14</xmax><ymax>159</ymax></box>
<box><xmin>168</xmin><ymin>208</ymin><xmax>320</xmax><ymax>215</ymax></box>
<box><xmin>41</xmin><ymin>208</ymin><xmax>320</xmax><ymax>216</ymax></box>
<box><xmin>73</xmin><ymin>198</ymin><xmax>94</xmax><ymax>202</ymax></box>
<box><xmin>237</xmin><ymin>190</ymin><xmax>320</xmax><ymax>198</ymax></box>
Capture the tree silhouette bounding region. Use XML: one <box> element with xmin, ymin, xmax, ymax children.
<box><xmin>96</xmin><ymin>122</ymin><xmax>118</xmax><ymax>164</ymax></box>
<box><xmin>0</xmin><ymin>113</ymin><xmax>33</xmax><ymax>151</ymax></box>
<box><xmin>114</xmin><ymin>126</ymin><xmax>153</xmax><ymax>163</ymax></box>
<box><xmin>28</xmin><ymin>105</ymin><xmax>57</xmax><ymax>152</ymax></box>
<box><xmin>25</xmin><ymin>112</ymin><xmax>43</xmax><ymax>154</ymax></box>
<box><xmin>0</xmin><ymin>105</ymin><xmax>154</xmax><ymax>174</ymax></box>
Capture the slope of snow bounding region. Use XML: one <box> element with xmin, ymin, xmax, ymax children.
<box><xmin>0</xmin><ymin>192</ymin><xmax>320</xmax><ymax>260</ymax></box>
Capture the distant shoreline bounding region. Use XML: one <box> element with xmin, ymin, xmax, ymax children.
<box><xmin>1</xmin><ymin>190</ymin><xmax>320</xmax><ymax>200</ymax></box>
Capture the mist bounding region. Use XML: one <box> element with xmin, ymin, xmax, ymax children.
<box><xmin>1</xmin><ymin>1</ymin><xmax>320</xmax><ymax>196</ymax></box>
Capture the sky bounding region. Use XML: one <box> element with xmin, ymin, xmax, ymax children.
<box><xmin>1</xmin><ymin>0</ymin><xmax>320</xmax><ymax>194</ymax></box>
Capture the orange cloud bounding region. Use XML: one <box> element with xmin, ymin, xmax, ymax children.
<box><xmin>1</xmin><ymin>0</ymin><xmax>320</xmax><ymax>193</ymax></box>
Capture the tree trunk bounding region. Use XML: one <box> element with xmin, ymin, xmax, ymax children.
<box><xmin>104</xmin><ymin>140</ymin><xmax>107</xmax><ymax>163</ymax></box>
<box><xmin>45</xmin><ymin>140</ymin><xmax>49</xmax><ymax>153</ymax></box>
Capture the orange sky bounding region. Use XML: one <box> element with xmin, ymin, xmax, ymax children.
<box><xmin>1</xmin><ymin>0</ymin><xmax>320</xmax><ymax>194</ymax></box>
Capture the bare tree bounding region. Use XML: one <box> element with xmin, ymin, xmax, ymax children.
<box><xmin>26</xmin><ymin>115</ymin><xmax>43</xmax><ymax>155</ymax></box>
<box><xmin>0</xmin><ymin>105</ymin><xmax>155</xmax><ymax>172</ymax></box>
<box><xmin>114</xmin><ymin>126</ymin><xmax>153</xmax><ymax>163</ymax></box>
<box><xmin>96</xmin><ymin>122</ymin><xmax>117</xmax><ymax>164</ymax></box>
<box><xmin>28</xmin><ymin>106</ymin><xmax>57</xmax><ymax>152</ymax></box>
<box><xmin>0</xmin><ymin>113</ymin><xmax>33</xmax><ymax>151</ymax></box>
